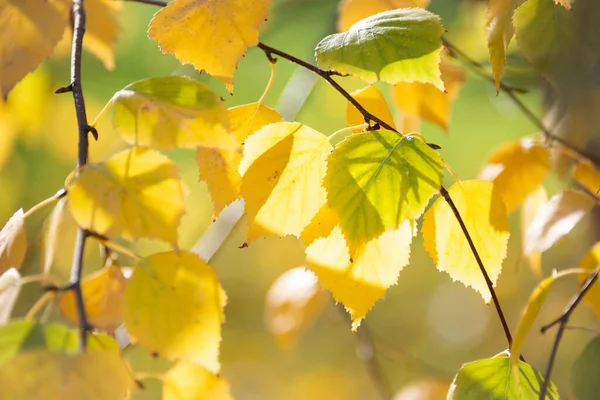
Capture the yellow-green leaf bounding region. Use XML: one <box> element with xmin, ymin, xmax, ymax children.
<box><xmin>521</xmin><ymin>186</ymin><xmax>548</xmax><ymax>279</ymax></box>
<box><xmin>479</xmin><ymin>138</ymin><xmax>550</xmax><ymax>213</ymax></box>
<box><xmin>337</xmin><ymin>0</ymin><xmax>431</xmax><ymax>32</ymax></box>
<box><xmin>325</xmin><ymin>131</ymin><xmax>442</xmax><ymax>253</ymax></box>
<box><xmin>392</xmin><ymin>58</ymin><xmax>466</xmax><ymax>132</ymax></box>
<box><xmin>197</xmin><ymin>103</ymin><xmax>283</xmax><ymax>215</ymax></box>
<box><xmin>148</xmin><ymin>0</ymin><xmax>274</xmax><ymax>93</ymax></box>
<box><xmin>123</xmin><ymin>251</ymin><xmax>226</xmax><ymax>372</ymax></box>
<box><xmin>346</xmin><ymin>85</ymin><xmax>395</xmax><ymax>132</ymax></box>
<box><xmin>67</xmin><ymin>147</ymin><xmax>186</xmax><ymax>245</ymax></box>
<box><xmin>307</xmin><ymin>221</ymin><xmax>413</xmax><ymax>330</ymax></box>
<box><xmin>422</xmin><ymin>180</ymin><xmax>509</xmax><ymax>302</ymax></box>
<box><xmin>265</xmin><ymin>267</ymin><xmax>326</xmax><ymax>349</ymax></box>
<box><xmin>0</xmin><ymin>209</ymin><xmax>26</xmax><ymax>273</ymax></box>
<box><xmin>163</xmin><ymin>360</ymin><xmax>233</xmax><ymax>400</ymax></box>
<box><xmin>0</xmin><ymin>0</ymin><xmax>69</xmax><ymax>97</ymax></box>
<box><xmin>316</xmin><ymin>8</ymin><xmax>445</xmax><ymax>89</ymax></box>
<box><xmin>59</xmin><ymin>265</ymin><xmax>127</xmax><ymax>332</ymax></box>
<box><xmin>574</xmin><ymin>159</ymin><xmax>600</xmax><ymax>196</ymax></box>
<box><xmin>112</xmin><ymin>76</ymin><xmax>235</xmax><ymax>150</ymax></box>
<box><xmin>239</xmin><ymin>122</ymin><xmax>332</xmax><ymax>241</ymax></box>
<box><xmin>524</xmin><ymin>190</ymin><xmax>596</xmax><ymax>254</ymax></box>
<box><xmin>579</xmin><ymin>242</ymin><xmax>600</xmax><ymax>316</ymax></box>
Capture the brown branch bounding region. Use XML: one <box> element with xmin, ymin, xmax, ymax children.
<box><xmin>538</xmin><ymin>264</ymin><xmax>600</xmax><ymax>400</ymax></box>
<box><xmin>124</xmin><ymin>0</ymin><xmax>167</xmax><ymax>6</ymax></box>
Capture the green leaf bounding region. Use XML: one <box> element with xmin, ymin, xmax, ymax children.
<box><xmin>572</xmin><ymin>335</ymin><xmax>600</xmax><ymax>400</ymax></box>
<box><xmin>112</xmin><ymin>76</ymin><xmax>237</xmax><ymax>150</ymax></box>
<box><xmin>315</xmin><ymin>8</ymin><xmax>445</xmax><ymax>89</ymax></box>
<box><xmin>325</xmin><ymin>131</ymin><xmax>443</xmax><ymax>253</ymax></box>
<box><xmin>448</xmin><ymin>356</ymin><xmax>559</xmax><ymax>400</ymax></box>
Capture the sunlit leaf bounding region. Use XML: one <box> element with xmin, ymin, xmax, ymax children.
<box><xmin>112</xmin><ymin>76</ymin><xmax>235</xmax><ymax>150</ymax></box>
<box><xmin>59</xmin><ymin>265</ymin><xmax>127</xmax><ymax>332</ymax></box>
<box><xmin>265</xmin><ymin>267</ymin><xmax>326</xmax><ymax>348</ymax></box>
<box><xmin>299</xmin><ymin>204</ymin><xmax>340</xmax><ymax>246</ymax></box>
<box><xmin>394</xmin><ymin>379</ymin><xmax>450</xmax><ymax>400</ymax></box>
<box><xmin>0</xmin><ymin>320</ymin><xmax>131</xmax><ymax>399</ymax></box>
<box><xmin>67</xmin><ymin>147</ymin><xmax>186</xmax><ymax>245</ymax></box>
<box><xmin>422</xmin><ymin>180</ymin><xmax>509</xmax><ymax>302</ymax></box>
<box><xmin>163</xmin><ymin>360</ymin><xmax>233</xmax><ymax>400</ymax></box>
<box><xmin>148</xmin><ymin>0</ymin><xmax>274</xmax><ymax>92</ymax></box>
<box><xmin>553</xmin><ymin>0</ymin><xmax>572</xmax><ymax>9</ymax></box>
<box><xmin>521</xmin><ymin>187</ymin><xmax>548</xmax><ymax>279</ymax></box>
<box><xmin>325</xmin><ymin>131</ymin><xmax>442</xmax><ymax>253</ymax></box>
<box><xmin>40</xmin><ymin>198</ymin><xmax>67</xmax><ymax>277</ymax></box>
<box><xmin>574</xmin><ymin>159</ymin><xmax>600</xmax><ymax>196</ymax></box>
<box><xmin>198</xmin><ymin>103</ymin><xmax>283</xmax><ymax>215</ymax></box>
<box><xmin>123</xmin><ymin>251</ymin><xmax>226</xmax><ymax>372</ymax></box>
<box><xmin>479</xmin><ymin>138</ymin><xmax>550</xmax><ymax>213</ymax></box>
<box><xmin>316</xmin><ymin>8</ymin><xmax>445</xmax><ymax>89</ymax></box>
<box><xmin>524</xmin><ymin>190</ymin><xmax>596</xmax><ymax>254</ymax></box>
<box><xmin>0</xmin><ymin>209</ymin><xmax>26</xmax><ymax>273</ymax></box>
<box><xmin>0</xmin><ymin>268</ymin><xmax>20</xmax><ymax>325</ymax></box>
<box><xmin>346</xmin><ymin>85</ymin><xmax>395</xmax><ymax>131</ymax></box>
<box><xmin>0</xmin><ymin>0</ymin><xmax>69</xmax><ymax>97</ymax></box>
<box><xmin>572</xmin><ymin>335</ymin><xmax>600</xmax><ymax>400</ymax></box>
<box><xmin>337</xmin><ymin>0</ymin><xmax>431</xmax><ymax>32</ymax></box>
<box><xmin>239</xmin><ymin>122</ymin><xmax>332</xmax><ymax>241</ymax></box>
<box><xmin>448</xmin><ymin>356</ymin><xmax>558</xmax><ymax>399</ymax></box>
<box><xmin>307</xmin><ymin>222</ymin><xmax>413</xmax><ymax>330</ymax></box>
<box><xmin>392</xmin><ymin>58</ymin><xmax>466</xmax><ymax>131</ymax></box>
<box><xmin>578</xmin><ymin>242</ymin><xmax>600</xmax><ymax>316</ymax></box>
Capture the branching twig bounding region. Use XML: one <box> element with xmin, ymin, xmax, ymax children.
<box><xmin>538</xmin><ymin>264</ymin><xmax>600</xmax><ymax>399</ymax></box>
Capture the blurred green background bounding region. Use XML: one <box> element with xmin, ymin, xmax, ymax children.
<box><xmin>2</xmin><ymin>0</ymin><xmax>598</xmax><ymax>398</ymax></box>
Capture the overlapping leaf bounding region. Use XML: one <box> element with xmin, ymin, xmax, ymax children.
<box><xmin>479</xmin><ymin>138</ymin><xmax>550</xmax><ymax>213</ymax></box>
<box><xmin>163</xmin><ymin>360</ymin><xmax>233</xmax><ymax>400</ymax></box>
<box><xmin>524</xmin><ymin>190</ymin><xmax>596</xmax><ymax>254</ymax></box>
<box><xmin>346</xmin><ymin>85</ymin><xmax>396</xmax><ymax>131</ymax></box>
<box><xmin>265</xmin><ymin>267</ymin><xmax>326</xmax><ymax>348</ymax></box>
<box><xmin>337</xmin><ymin>0</ymin><xmax>431</xmax><ymax>32</ymax></box>
<box><xmin>448</xmin><ymin>356</ymin><xmax>558</xmax><ymax>399</ymax></box>
<box><xmin>67</xmin><ymin>147</ymin><xmax>186</xmax><ymax>245</ymax></box>
<box><xmin>0</xmin><ymin>320</ymin><xmax>131</xmax><ymax>399</ymax></box>
<box><xmin>0</xmin><ymin>209</ymin><xmax>26</xmax><ymax>274</ymax></box>
<box><xmin>422</xmin><ymin>180</ymin><xmax>509</xmax><ymax>302</ymax></box>
<box><xmin>239</xmin><ymin>122</ymin><xmax>332</xmax><ymax>241</ymax></box>
<box><xmin>578</xmin><ymin>242</ymin><xmax>600</xmax><ymax>316</ymax></box>
<box><xmin>0</xmin><ymin>0</ymin><xmax>70</xmax><ymax>97</ymax></box>
<box><xmin>112</xmin><ymin>76</ymin><xmax>236</xmax><ymax>150</ymax></box>
<box><xmin>316</xmin><ymin>8</ymin><xmax>445</xmax><ymax>89</ymax></box>
<box><xmin>574</xmin><ymin>159</ymin><xmax>600</xmax><ymax>196</ymax></box>
<box><xmin>307</xmin><ymin>221</ymin><xmax>413</xmax><ymax>330</ymax></box>
<box><xmin>0</xmin><ymin>268</ymin><xmax>20</xmax><ymax>325</ymax></box>
<box><xmin>82</xmin><ymin>0</ymin><xmax>121</xmax><ymax>70</ymax></box>
<box><xmin>198</xmin><ymin>103</ymin><xmax>283</xmax><ymax>215</ymax></box>
<box><xmin>123</xmin><ymin>251</ymin><xmax>226</xmax><ymax>372</ymax></box>
<box><xmin>392</xmin><ymin>58</ymin><xmax>466</xmax><ymax>131</ymax></box>
<box><xmin>521</xmin><ymin>187</ymin><xmax>548</xmax><ymax>278</ymax></box>
<box><xmin>325</xmin><ymin>130</ymin><xmax>442</xmax><ymax>253</ymax></box>
<box><xmin>148</xmin><ymin>0</ymin><xmax>274</xmax><ymax>92</ymax></box>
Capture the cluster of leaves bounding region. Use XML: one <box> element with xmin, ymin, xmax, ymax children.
<box><xmin>1</xmin><ymin>0</ymin><xmax>600</xmax><ymax>398</ymax></box>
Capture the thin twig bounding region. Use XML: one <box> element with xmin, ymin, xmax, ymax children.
<box><xmin>67</xmin><ymin>0</ymin><xmax>93</xmax><ymax>350</ymax></box>
<box><xmin>538</xmin><ymin>264</ymin><xmax>600</xmax><ymax>399</ymax></box>
<box><xmin>442</xmin><ymin>37</ymin><xmax>600</xmax><ymax>166</ymax></box>
<box><xmin>124</xmin><ymin>0</ymin><xmax>167</xmax><ymax>6</ymax></box>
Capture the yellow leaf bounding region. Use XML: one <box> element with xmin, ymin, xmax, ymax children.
<box><xmin>307</xmin><ymin>222</ymin><xmax>413</xmax><ymax>330</ymax></box>
<box><xmin>113</xmin><ymin>76</ymin><xmax>236</xmax><ymax>150</ymax></box>
<box><xmin>198</xmin><ymin>103</ymin><xmax>283</xmax><ymax>215</ymax></box>
<box><xmin>0</xmin><ymin>209</ymin><xmax>26</xmax><ymax>273</ymax></box>
<box><xmin>299</xmin><ymin>204</ymin><xmax>340</xmax><ymax>246</ymax></box>
<box><xmin>479</xmin><ymin>138</ymin><xmax>550</xmax><ymax>213</ymax></box>
<box><xmin>337</xmin><ymin>0</ymin><xmax>430</xmax><ymax>32</ymax></box>
<box><xmin>123</xmin><ymin>251</ymin><xmax>226</xmax><ymax>372</ymax></box>
<box><xmin>574</xmin><ymin>159</ymin><xmax>600</xmax><ymax>196</ymax></box>
<box><xmin>59</xmin><ymin>265</ymin><xmax>127</xmax><ymax>332</ymax></box>
<box><xmin>40</xmin><ymin>198</ymin><xmax>67</xmax><ymax>277</ymax></box>
<box><xmin>83</xmin><ymin>0</ymin><xmax>120</xmax><ymax>70</ymax></box>
<box><xmin>0</xmin><ymin>0</ymin><xmax>69</xmax><ymax>97</ymax></box>
<box><xmin>422</xmin><ymin>180</ymin><xmax>509</xmax><ymax>302</ymax></box>
<box><xmin>392</xmin><ymin>59</ymin><xmax>466</xmax><ymax>132</ymax></box>
<box><xmin>239</xmin><ymin>122</ymin><xmax>332</xmax><ymax>241</ymax></box>
<box><xmin>521</xmin><ymin>186</ymin><xmax>548</xmax><ymax>279</ymax></box>
<box><xmin>346</xmin><ymin>85</ymin><xmax>395</xmax><ymax>131</ymax></box>
<box><xmin>148</xmin><ymin>0</ymin><xmax>274</xmax><ymax>93</ymax></box>
<box><xmin>0</xmin><ymin>268</ymin><xmax>21</xmax><ymax>325</ymax></box>
<box><xmin>265</xmin><ymin>267</ymin><xmax>326</xmax><ymax>349</ymax></box>
<box><xmin>524</xmin><ymin>190</ymin><xmax>596</xmax><ymax>254</ymax></box>
<box><xmin>394</xmin><ymin>379</ymin><xmax>451</xmax><ymax>400</ymax></box>
<box><xmin>553</xmin><ymin>0</ymin><xmax>572</xmax><ymax>10</ymax></box>
<box><xmin>163</xmin><ymin>360</ymin><xmax>233</xmax><ymax>400</ymax></box>
<box><xmin>579</xmin><ymin>242</ymin><xmax>600</xmax><ymax>316</ymax></box>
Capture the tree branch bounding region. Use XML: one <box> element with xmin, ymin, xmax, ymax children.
<box><xmin>538</xmin><ymin>264</ymin><xmax>600</xmax><ymax>400</ymax></box>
